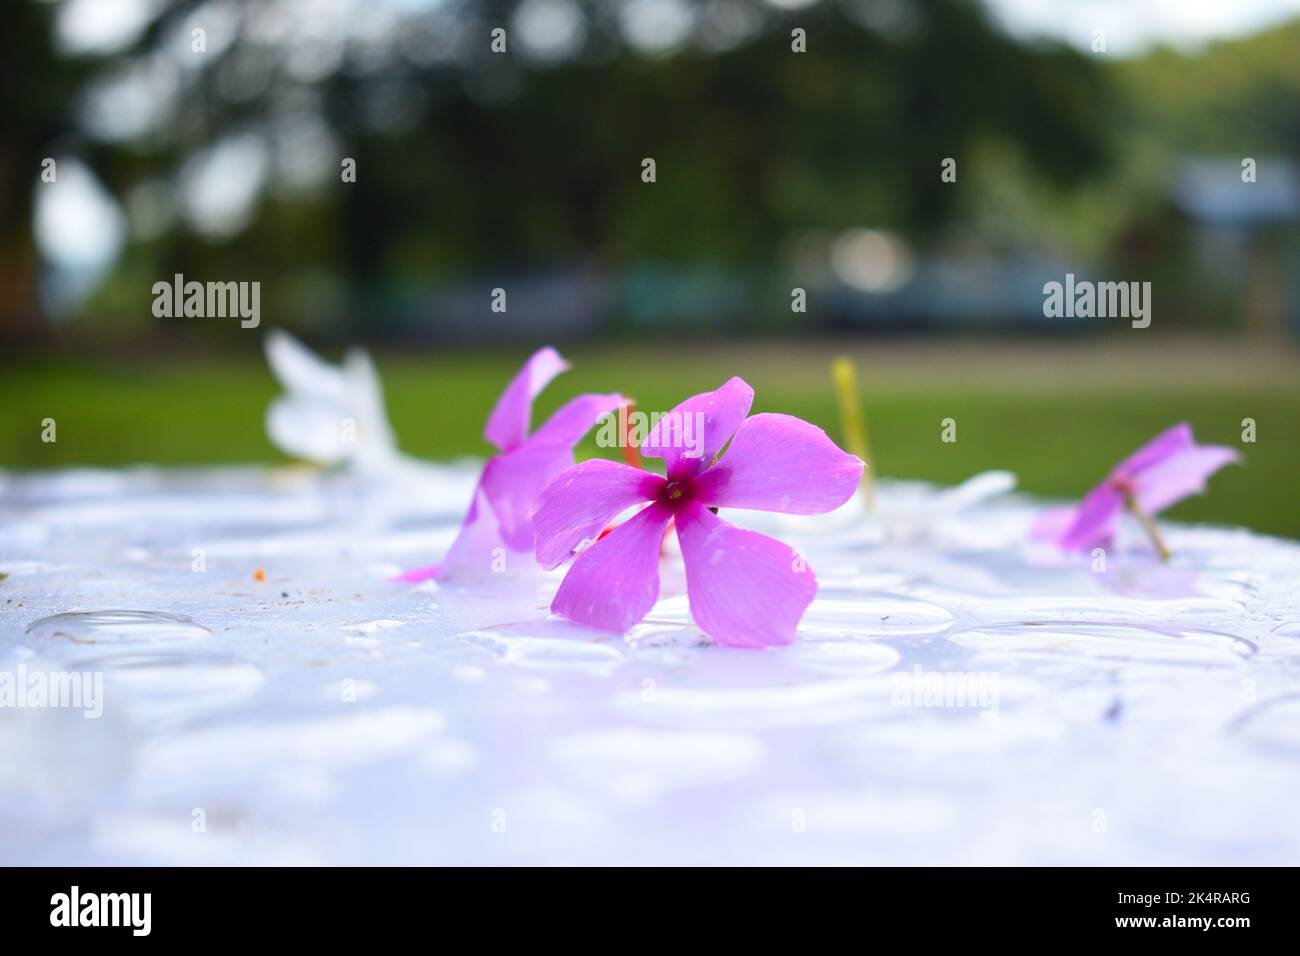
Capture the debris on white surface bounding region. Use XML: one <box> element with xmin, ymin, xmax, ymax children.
<box><xmin>2</xmin><ymin>464</ymin><xmax>1299</xmax><ymax>864</ymax></box>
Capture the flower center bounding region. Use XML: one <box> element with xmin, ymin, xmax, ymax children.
<box><xmin>660</xmin><ymin>479</ymin><xmax>691</xmax><ymax>507</ymax></box>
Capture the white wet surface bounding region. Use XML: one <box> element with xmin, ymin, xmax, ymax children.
<box><xmin>2</xmin><ymin>464</ymin><xmax>1300</xmax><ymax>864</ymax></box>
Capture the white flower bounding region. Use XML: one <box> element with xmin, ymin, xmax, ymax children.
<box><xmin>264</xmin><ymin>330</ymin><xmax>398</xmax><ymax>472</ymax></box>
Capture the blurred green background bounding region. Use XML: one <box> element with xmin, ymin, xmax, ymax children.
<box><xmin>6</xmin><ymin>338</ymin><xmax>1296</xmax><ymax>536</ymax></box>
<box><xmin>1</xmin><ymin>0</ymin><xmax>1298</xmax><ymax>536</ymax></box>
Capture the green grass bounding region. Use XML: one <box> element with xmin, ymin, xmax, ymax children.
<box><xmin>2</xmin><ymin>342</ymin><xmax>1297</xmax><ymax>538</ymax></box>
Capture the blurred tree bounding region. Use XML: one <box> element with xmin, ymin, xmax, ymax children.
<box><xmin>0</xmin><ymin>0</ymin><xmax>95</xmax><ymax>338</ymax></box>
<box><xmin>2</xmin><ymin>0</ymin><xmax>1128</xmax><ymax>340</ymax></box>
<box><xmin>1116</xmin><ymin>19</ymin><xmax>1300</xmax><ymax>159</ymax></box>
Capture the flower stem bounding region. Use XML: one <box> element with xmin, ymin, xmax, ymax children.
<box><xmin>831</xmin><ymin>356</ymin><xmax>874</xmax><ymax>509</ymax></box>
<box><xmin>1124</xmin><ymin>491</ymin><xmax>1170</xmax><ymax>562</ymax></box>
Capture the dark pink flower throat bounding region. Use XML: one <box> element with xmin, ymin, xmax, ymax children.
<box><xmin>657</xmin><ymin>479</ymin><xmax>695</xmax><ymax>510</ymax></box>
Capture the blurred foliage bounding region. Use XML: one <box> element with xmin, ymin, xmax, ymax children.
<box><xmin>0</xmin><ymin>0</ymin><xmax>93</xmax><ymax>331</ymax></box>
<box><xmin>0</xmin><ymin>0</ymin><xmax>1130</xmax><ymax>337</ymax></box>
<box><xmin>1114</xmin><ymin>19</ymin><xmax>1300</xmax><ymax>156</ymax></box>
<box><xmin>3</xmin><ymin>2</ymin><xmax>1297</xmax><ymax>341</ymax></box>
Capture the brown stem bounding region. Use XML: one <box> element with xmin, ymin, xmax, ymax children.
<box><xmin>1124</xmin><ymin>491</ymin><xmax>1170</xmax><ymax>562</ymax></box>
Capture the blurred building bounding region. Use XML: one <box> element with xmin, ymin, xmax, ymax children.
<box><xmin>1171</xmin><ymin>156</ymin><xmax>1300</xmax><ymax>340</ymax></box>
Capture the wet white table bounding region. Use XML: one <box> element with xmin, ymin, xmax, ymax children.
<box><xmin>2</xmin><ymin>464</ymin><xmax>1298</xmax><ymax>865</ymax></box>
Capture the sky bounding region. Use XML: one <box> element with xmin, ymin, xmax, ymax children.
<box><xmin>52</xmin><ymin>0</ymin><xmax>1300</xmax><ymax>60</ymax></box>
<box><xmin>985</xmin><ymin>0</ymin><xmax>1300</xmax><ymax>55</ymax></box>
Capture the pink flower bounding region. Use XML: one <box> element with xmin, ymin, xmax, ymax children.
<box><xmin>532</xmin><ymin>377</ymin><xmax>864</xmax><ymax>648</ymax></box>
<box><xmin>399</xmin><ymin>348</ymin><xmax>623</xmax><ymax>582</ymax></box>
<box><xmin>1032</xmin><ymin>422</ymin><xmax>1239</xmax><ymax>555</ymax></box>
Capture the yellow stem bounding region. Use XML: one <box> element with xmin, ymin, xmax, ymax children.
<box><xmin>831</xmin><ymin>356</ymin><xmax>874</xmax><ymax>508</ymax></box>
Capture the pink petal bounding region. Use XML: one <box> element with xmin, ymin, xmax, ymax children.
<box><xmin>675</xmin><ymin>503</ymin><xmax>817</xmax><ymax>648</ymax></box>
<box><xmin>641</xmin><ymin>376</ymin><xmax>753</xmax><ymax>480</ymax></box>
<box><xmin>528</xmin><ymin>392</ymin><xmax>625</xmax><ymax>450</ymax></box>
<box><xmin>1113</xmin><ymin>422</ymin><xmax>1193</xmax><ymax>478</ymax></box>
<box><xmin>533</xmin><ymin>459</ymin><xmax>664</xmax><ymax>569</ymax></box>
<box><xmin>1059</xmin><ymin>482</ymin><xmax>1122</xmax><ymax>551</ymax></box>
<box><xmin>1029</xmin><ymin>506</ymin><xmax>1076</xmax><ymax>542</ymax></box>
<box><xmin>483</xmin><ymin>347</ymin><xmax>568</xmax><ymax>452</ymax></box>
<box><xmin>393</xmin><ymin>564</ymin><xmax>440</xmax><ymax>583</ymax></box>
<box><xmin>551</xmin><ymin>502</ymin><xmax>674</xmax><ymax>632</ymax></box>
<box><xmin>692</xmin><ymin>413</ymin><xmax>863</xmax><ymax>514</ymax></box>
<box><xmin>399</xmin><ymin>480</ymin><xmax>504</xmax><ymax>582</ymax></box>
<box><xmin>479</xmin><ymin>444</ymin><xmax>577</xmax><ymax>553</ymax></box>
<box><xmin>1135</xmin><ymin>444</ymin><xmax>1240</xmax><ymax>515</ymax></box>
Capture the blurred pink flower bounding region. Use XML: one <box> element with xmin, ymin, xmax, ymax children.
<box><xmin>398</xmin><ymin>348</ymin><xmax>622</xmax><ymax>583</ymax></box>
<box><xmin>533</xmin><ymin>377</ymin><xmax>864</xmax><ymax>648</ymax></box>
<box><xmin>1032</xmin><ymin>422</ymin><xmax>1239</xmax><ymax>556</ymax></box>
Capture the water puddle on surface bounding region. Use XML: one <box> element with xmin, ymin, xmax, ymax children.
<box><xmin>461</xmin><ymin>627</ymin><xmax>625</xmax><ymax>676</ymax></box>
<box><xmin>799</xmin><ymin>594</ymin><xmax>955</xmax><ymax>639</ymax></box>
<box><xmin>25</xmin><ymin>611</ymin><xmax>212</xmax><ymax>648</ymax></box>
<box><xmin>1257</xmin><ymin>621</ymin><xmax>1300</xmax><ymax>657</ymax></box>
<box><xmin>343</xmin><ymin>619</ymin><xmax>403</xmax><ymax>635</ymax></box>
<box><xmin>784</xmin><ymin>640</ymin><xmax>901</xmax><ymax>675</ymax></box>
<box><xmin>1229</xmin><ymin>694</ymin><xmax>1300</xmax><ymax>756</ymax></box>
<box><xmin>949</xmin><ymin>620</ymin><xmax>1255</xmax><ymax>667</ymax></box>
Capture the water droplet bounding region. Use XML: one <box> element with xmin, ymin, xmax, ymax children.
<box><xmin>1261</xmin><ymin>622</ymin><xmax>1300</xmax><ymax>657</ymax></box>
<box><xmin>950</xmin><ymin>621</ymin><xmax>1255</xmax><ymax>667</ymax></box>
<box><xmin>344</xmin><ymin>619</ymin><xmax>403</xmax><ymax>635</ymax></box>
<box><xmin>25</xmin><ymin>611</ymin><xmax>211</xmax><ymax>649</ymax></box>
<box><xmin>624</xmin><ymin>621</ymin><xmax>709</xmax><ymax>648</ymax></box>
<box><xmin>786</xmin><ymin>640</ymin><xmax>900</xmax><ymax>675</ymax></box>
<box><xmin>463</xmin><ymin>628</ymin><xmax>624</xmax><ymax>675</ymax></box>
<box><xmin>800</xmin><ymin>595</ymin><xmax>955</xmax><ymax>638</ymax></box>
<box><xmin>1230</xmin><ymin>694</ymin><xmax>1300</xmax><ymax>755</ymax></box>
<box><xmin>639</xmin><ymin>593</ymin><xmax>692</xmax><ymax>624</ymax></box>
